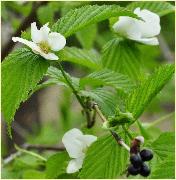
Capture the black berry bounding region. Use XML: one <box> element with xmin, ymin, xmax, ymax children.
<box><xmin>140</xmin><ymin>149</ymin><xmax>153</xmax><ymax>161</ymax></box>
<box><xmin>140</xmin><ymin>163</ymin><xmax>151</xmax><ymax>177</ymax></box>
<box><xmin>130</xmin><ymin>154</ymin><xmax>142</xmax><ymax>168</ymax></box>
<box><xmin>128</xmin><ymin>164</ymin><xmax>140</xmax><ymax>175</ymax></box>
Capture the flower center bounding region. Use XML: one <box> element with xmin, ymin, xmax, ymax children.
<box><xmin>38</xmin><ymin>41</ymin><xmax>50</xmax><ymax>54</ymax></box>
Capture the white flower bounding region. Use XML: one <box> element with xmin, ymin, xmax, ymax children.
<box><xmin>62</xmin><ymin>128</ymin><xmax>97</xmax><ymax>174</ymax></box>
<box><xmin>12</xmin><ymin>22</ymin><xmax>66</xmax><ymax>60</ymax></box>
<box><xmin>113</xmin><ymin>7</ymin><xmax>161</xmax><ymax>45</ymax></box>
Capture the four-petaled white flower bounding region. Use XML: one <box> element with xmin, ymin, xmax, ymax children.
<box><xmin>113</xmin><ymin>7</ymin><xmax>161</xmax><ymax>45</ymax></box>
<box><xmin>12</xmin><ymin>22</ymin><xmax>66</xmax><ymax>60</ymax></box>
<box><xmin>62</xmin><ymin>128</ymin><xmax>97</xmax><ymax>174</ymax></box>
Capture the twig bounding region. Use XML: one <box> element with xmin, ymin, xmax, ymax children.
<box><xmin>92</xmin><ymin>103</ymin><xmax>130</xmax><ymax>152</ymax></box>
<box><xmin>2</xmin><ymin>143</ymin><xmax>65</xmax><ymax>166</ymax></box>
<box><xmin>25</xmin><ymin>144</ymin><xmax>65</xmax><ymax>151</ymax></box>
<box><xmin>56</xmin><ymin>62</ymin><xmax>93</xmax><ymax>128</ymax></box>
<box><xmin>14</xmin><ymin>144</ymin><xmax>47</xmax><ymax>162</ymax></box>
<box><xmin>92</xmin><ymin>103</ymin><xmax>106</xmax><ymax>122</ymax></box>
<box><xmin>3</xmin><ymin>151</ymin><xmax>22</xmax><ymax>166</ymax></box>
<box><xmin>1</xmin><ymin>1</ymin><xmax>48</xmax><ymax>60</ymax></box>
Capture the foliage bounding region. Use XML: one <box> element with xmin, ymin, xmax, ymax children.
<box><xmin>79</xmin><ymin>133</ymin><xmax>129</xmax><ymax>178</ymax></box>
<box><xmin>1</xmin><ymin>48</ymin><xmax>49</xmax><ymax>134</ymax></box>
<box><xmin>127</xmin><ymin>1</ymin><xmax>175</xmax><ymax>17</ymax></box>
<box><xmin>1</xmin><ymin>1</ymin><xmax>175</xmax><ymax>179</ymax></box>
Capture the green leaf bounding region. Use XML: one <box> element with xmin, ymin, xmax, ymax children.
<box><xmin>52</xmin><ymin>5</ymin><xmax>138</xmax><ymax>37</ymax></box>
<box><xmin>46</xmin><ymin>66</ymin><xmax>80</xmax><ymax>90</ymax></box>
<box><xmin>127</xmin><ymin>1</ymin><xmax>175</xmax><ymax>17</ymax></box>
<box><xmin>151</xmin><ymin>159</ymin><xmax>175</xmax><ymax>178</ymax></box>
<box><xmin>79</xmin><ymin>133</ymin><xmax>129</xmax><ymax>178</ymax></box>
<box><xmin>2</xmin><ymin>48</ymin><xmax>49</xmax><ymax>130</ymax></box>
<box><xmin>37</xmin><ymin>4</ymin><xmax>55</xmax><ymax>25</ymax></box>
<box><xmin>149</xmin><ymin>132</ymin><xmax>175</xmax><ymax>178</ymax></box>
<box><xmin>151</xmin><ymin>132</ymin><xmax>174</xmax><ymax>159</ymax></box>
<box><xmin>80</xmin><ymin>88</ymin><xmax>118</xmax><ymax>116</ymax></box>
<box><xmin>102</xmin><ymin>38</ymin><xmax>141</xmax><ymax>80</ymax></box>
<box><xmin>22</xmin><ymin>169</ymin><xmax>45</xmax><ymax>179</ymax></box>
<box><xmin>76</xmin><ymin>24</ymin><xmax>97</xmax><ymax>49</ymax></box>
<box><xmin>80</xmin><ymin>69</ymin><xmax>134</xmax><ymax>92</ymax></box>
<box><xmin>126</xmin><ymin>64</ymin><xmax>174</xmax><ymax>120</ymax></box>
<box><xmin>46</xmin><ymin>152</ymin><xmax>69</xmax><ymax>178</ymax></box>
<box><xmin>59</xmin><ymin>47</ymin><xmax>101</xmax><ymax>70</ymax></box>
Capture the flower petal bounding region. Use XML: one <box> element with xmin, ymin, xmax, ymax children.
<box><xmin>12</xmin><ymin>37</ymin><xmax>40</xmax><ymax>51</ymax></box>
<box><xmin>40</xmin><ymin>22</ymin><xmax>50</xmax><ymax>41</ymax></box>
<box><xmin>113</xmin><ymin>16</ymin><xmax>141</xmax><ymax>40</ymax></box>
<box><xmin>62</xmin><ymin>128</ymin><xmax>85</xmax><ymax>158</ymax></box>
<box><xmin>77</xmin><ymin>135</ymin><xmax>97</xmax><ymax>147</ymax></box>
<box><xmin>39</xmin><ymin>52</ymin><xmax>58</xmax><ymax>60</ymax></box>
<box><xmin>134</xmin><ymin>8</ymin><xmax>161</xmax><ymax>38</ymax></box>
<box><xmin>48</xmin><ymin>32</ymin><xmax>66</xmax><ymax>51</ymax></box>
<box><xmin>66</xmin><ymin>157</ymin><xmax>84</xmax><ymax>174</ymax></box>
<box><xmin>130</xmin><ymin>36</ymin><xmax>159</xmax><ymax>45</ymax></box>
<box><xmin>12</xmin><ymin>37</ymin><xmax>58</xmax><ymax>60</ymax></box>
<box><xmin>31</xmin><ymin>22</ymin><xmax>43</xmax><ymax>43</ymax></box>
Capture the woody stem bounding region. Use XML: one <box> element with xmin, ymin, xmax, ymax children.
<box><xmin>92</xmin><ymin>103</ymin><xmax>130</xmax><ymax>152</ymax></box>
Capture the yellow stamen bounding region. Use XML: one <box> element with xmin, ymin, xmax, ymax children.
<box><xmin>38</xmin><ymin>41</ymin><xmax>50</xmax><ymax>54</ymax></box>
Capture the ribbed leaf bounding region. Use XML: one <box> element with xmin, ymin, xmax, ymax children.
<box><xmin>151</xmin><ymin>159</ymin><xmax>175</xmax><ymax>178</ymax></box>
<box><xmin>46</xmin><ymin>66</ymin><xmax>80</xmax><ymax>90</ymax></box>
<box><xmin>80</xmin><ymin>69</ymin><xmax>134</xmax><ymax>92</ymax></box>
<box><xmin>80</xmin><ymin>88</ymin><xmax>118</xmax><ymax>116</ymax></box>
<box><xmin>76</xmin><ymin>24</ymin><xmax>97</xmax><ymax>49</ymax></box>
<box><xmin>2</xmin><ymin>48</ymin><xmax>49</xmax><ymax>129</ymax></box>
<box><xmin>79</xmin><ymin>133</ymin><xmax>129</xmax><ymax>178</ymax></box>
<box><xmin>52</xmin><ymin>5</ymin><xmax>138</xmax><ymax>37</ymax></box>
<box><xmin>127</xmin><ymin>1</ymin><xmax>175</xmax><ymax>17</ymax></box>
<box><xmin>126</xmin><ymin>64</ymin><xmax>174</xmax><ymax>120</ymax></box>
<box><xmin>149</xmin><ymin>132</ymin><xmax>175</xmax><ymax>178</ymax></box>
<box><xmin>58</xmin><ymin>47</ymin><xmax>101</xmax><ymax>70</ymax></box>
<box><xmin>151</xmin><ymin>132</ymin><xmax>174</xmax><ymax>159</ymax></box>
<box><xmin>102</xmin><ymin>38</ymin><xmax>141</xmax><ymax>80</ymax></box>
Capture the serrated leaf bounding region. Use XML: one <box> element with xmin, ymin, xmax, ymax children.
<box><xmin>46</xmin><ymin>66</ymin><xmax>80</xmax><ymax>90</ymax></box>
<box><xmin>2</xmin><ymin>48</ymin><xmax>49</xmax><ymax>129</ymax></box>
<box><xmin>80</xmin><ymin>88</ymin><xmax>118</xmax><ymax>116</ymax></box>
<box><xmin>151</xmin><ymin>132</ymin><xmax>174</xmax><ymax>159</ymax></box>
<box><xmin>58</xmin><ymin>47</ymin><xmax>101</xmax><ymax>70</ymax></box>
<box><xmin>79</xmin><ymin>133</ymin><xmax>129</xmax><ymax>178</ymax></box>
<box><xmin>102</xmin><ymin>38</ymin><xmax>141</xmax><ymax>80</ymax></box>
<box><xmin>52</xmin><ymin>5</ymin><xmax>138</xmax><ymax>37</ymax></box>
<box><xmin>127</xmin><ymin>1</ymin><xmax>175</xmax><ymax>17</ymax></box>
<box><xmin>45</xmin><ymin>152</ymin><xmax>69</xmax><ymax>178</ymax></box>
<box><xmin>80</xmin><ymin>69</ymin><xmax>134</xmax><ymax>92</ymax></box>
<box><xmin>126</xmin><ymin>64</ymin><xmax>174</xmax><ymax>120</ymax></box>
<box><xmin>76</xmin><ymin>24</ymin><xmax>97</xmax><ymax>49</ymax></box>
<box><xmin>151</xmin><ymin>159</ymin><xmax>175</xmax><ymax>178</ymax></box>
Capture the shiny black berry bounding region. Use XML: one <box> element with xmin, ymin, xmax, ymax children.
<box><xmin>140</xmin><ymin>149</ymin><xmax>153</xmax><ymax>161</ymax></box>
<box><xmin>130</xmin><ymin>154</ymin><xmax>142</xmax><ymax>168</ymax></box>
<box><xmin>128</xmin><ymin>164</ymin><xmax>140</xmax><ymax>175</ymax></box>
<box><xmin>140</xmin><ymin>163</ymin><xmax>151</xmax><ymax>177</ymax></box>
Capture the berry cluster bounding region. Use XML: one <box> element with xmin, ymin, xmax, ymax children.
<box><xmin>127</xmin><ymin>136</ymin><xmax>153</xmax><ymax>177</ymax></box>
<box><xmin>128</xmin><ymin>149</ymin><xmax>153</xmax><ymax>177</ymax></box>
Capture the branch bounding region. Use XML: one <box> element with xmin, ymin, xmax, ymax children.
<box><xmin>2</xmin><ymin>143</ymin><xmax>65</xmax><ymax>166</ymax></box>
<box><xmin>56</xmin><ymin>62</ymin><xmax>94</xmax><ymax>128</ymax></box>
<box><xmin>92</xmin><ymin>103</ymin><xmax>130</xmax><ymax>152</ymax></box>
<box><xmin>1</xmin><ymin>1</ymin><xmax>48</xmax><ymax>60</ymax></box>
